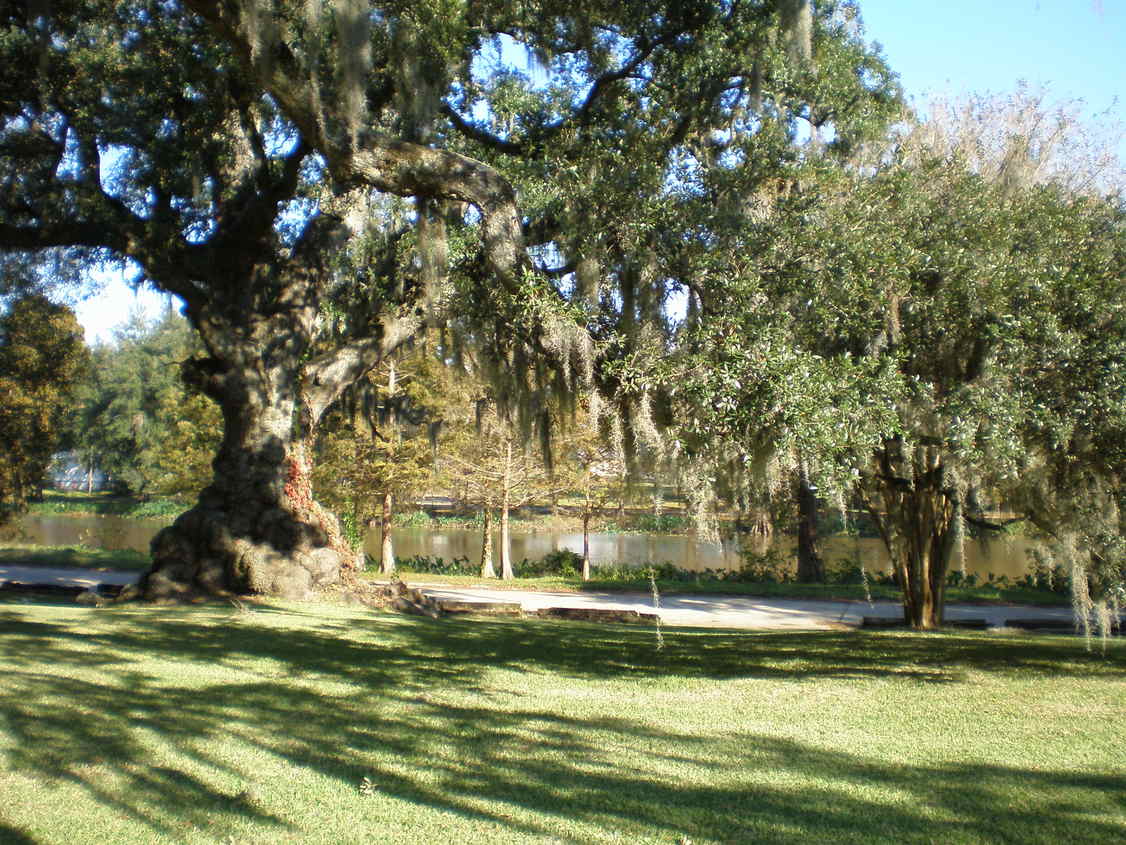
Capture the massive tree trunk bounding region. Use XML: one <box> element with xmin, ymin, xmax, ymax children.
<box><xmin>863</xmin><ymin>441</ymin><xmax>958</xmax><ymax>629</ymax></box>
<box><xmin>142</xmin><ymin>333</ymin><xmax>356</xmax><ymax>600</ymax></box>
<box><xmin>137</xmin><ymin>204</ymin><xmax>418</xmax><ymax>600</ymax></box>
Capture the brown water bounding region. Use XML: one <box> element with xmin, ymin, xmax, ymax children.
<box><xmin>17</xmin><ymin>514</ymin><xmax>171</xmax><ymax>553</ymax></box>
<box><xmin>17</xmin><ymin>514</ymin><xmax>1036</xmax><ymax>579</ymax></box>
<box><xmin>373</xmin><ymin>527</ymin><xmax>1037</xmax><ymax>579</ymax></box>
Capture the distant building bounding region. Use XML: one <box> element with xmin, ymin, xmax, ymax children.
<box><xmin>48</xmin><ymin>452</ymin><xmax>110</xmax><ymax>492</ymax></box>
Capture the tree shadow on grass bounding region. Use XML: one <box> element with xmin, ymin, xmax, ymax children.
<box><xmin>0</xmin><ymin>821</ymin><xmax>37</xmax><ymax>844</ymax></box>
<box><xmin>5</xmin><ymin>603</ymin><xmax>1121</xmax><ymax>685</ymax></box>
<box><xmin>0</xmin><ymin>605</ymin><xmax>1123</xmax><ymax>841</ymax></box>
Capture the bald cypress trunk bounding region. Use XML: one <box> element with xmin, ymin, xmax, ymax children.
<box><xmin>480</xmin><ymin>508</ymin><xmax>496</xmax><ymax>578</ymax></box>
<box><xmin>581</xmin><ymin>510</ymin><xmax>592</xmax><ymax>581</ymax></box>
<box><xmin>380</xmin><ymin>491</ymin><xmax>395</xmax><ymax>575</ymax></box>
<box><xmin>500</xmin><ymin>441</ymin><xmax>514</xmax><ymax>580</ymax></box>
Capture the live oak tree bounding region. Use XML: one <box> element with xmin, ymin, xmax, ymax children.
<box><xmin>769</xmin><ymin>151</ymin><xmax>1124</xmax><ymax>629</ymax></box>
<box><xmin>0</xmin><ymin>1</ymin><xmax>426</xmax><ymax>597</ymax></box>
<box><xmin>2</xmin><ymin>0</ymin><xmax>898</xmax><ymax>598</ymax></box>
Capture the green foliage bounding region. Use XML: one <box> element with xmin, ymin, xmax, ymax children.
<box><xmin>534</xmin><ymin>548</ymin><xmax>583</xmax><ymax>577</ymax></box>
<box><xmin>632</xmin><ymin>513</ymin><xmax>690</xmax><ymax>534</ymax></box>
<box><xmin>26</xmin><ymin>492</ymin><xmax>186</xmax><ymax>520</ymax></box>
<box><xmin>75</xmin><ymin>310</ymin><xmax>219</xmax><ymax>499</ymax></box>
<box><xmin>392</xmin><ymin>509</ymin><xmax>432</xmax><ymax>528</ymax></box>
<box><xmin>739</xmin><ymin>546</ymin><xmax>795</xmax><ymax>583</ymax></box>
<box><xmin>393</xmin><ymin>554</ymin><xmax>478</xmax><ymax>576</ymax></box>
<box><xmin>337</xmin><ymin>511</ymin><xmax>365</xmax><ymax>551</ymax></box>
<box><xmin>0</xmin><ymin>295</ymin><xmax>90</xmax><ymax>523</ymax></box>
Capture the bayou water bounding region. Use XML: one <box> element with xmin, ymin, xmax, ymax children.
<box><xmin>18</xmin><ymin>514</ymin><xmax>1037</xmax><ymax>579</ymax></box>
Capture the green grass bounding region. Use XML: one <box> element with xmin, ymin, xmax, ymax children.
<box><xmin>27</xmin><ymin>491</ymin><xmax>186</xmax><ymax>520</ymax></box>
<box><xmin>0</xmin><ymin>543</ymin><xmax>151</xmax><ymax>571</ymax></box>
<box><xmin>0</xmin><ymin>598</ymin><xmax>1121</xmax><ymax>843</ymax></box>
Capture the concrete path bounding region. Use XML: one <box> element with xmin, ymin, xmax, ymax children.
<box><xmin>0</xmin><ymin>564</ymin><xmax>140</xmax><ymax>591</ymax></box>
<box><xmin>415</xmin><ymin>586</ymin><xmax>1078</xmax><ymax>631</ymax></box>
<box><xmin>0</xmin><ymin>564</ymin><xmax>1083</xmax><ymax>631</ymax></box>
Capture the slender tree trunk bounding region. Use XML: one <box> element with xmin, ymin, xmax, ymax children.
<box><xmin>142</xmin><ymin>335</ymin><xmax>353</xmax><ymax>600</ymax></box>
<box><xmin>380</xmin><ymin>490</ymin><xmax>395</xmax><ymax>575</ymax></box>
<box><xmin>582</xmin><ymin>510</ymin><xmax>592</xmax><ymax>581</ymax></box>
<box><xmin>480</xmin><ymin>507</ymin><xmax>496</xmax><ymax>578</ymax></box>
<box><xmin>795</xmin><ymin>461</ymin><xmax>824</xmax><ymax>582</ymax></box>
<box><xmin>500</xmin><ymin>441</ymin><xmax>514</xmax><ymax>579</ymax></box>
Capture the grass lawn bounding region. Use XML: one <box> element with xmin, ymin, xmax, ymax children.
<box><xmin>0</xmin><ymin>598</ymin><xmax>1122</xmax><ymax>843</ymax></box>
<box><xmin>0</xmin><ymin>543</ymin><xmax>151</xmax><ymax>572</ymax></box>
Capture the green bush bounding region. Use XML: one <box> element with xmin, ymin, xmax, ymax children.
<box><xmin>124</xmin><ymin>499</ymin><xmax>187</xmax><ymax>519</ymax></box>
<box><xmin>1017</xmin><ymin>557</ymin><xmax>1070</xmax><ymax>593</ymax></box>
<box><xmin>396</xmin><ymin>554</ymin><xmax>478</xmax><ymax>575</ymax></box>
<box><xmin>633</xmin><ymin>513</ymin><xmax>690</xmax><ymax>534</ymax></box>
<box><xmin>825</xmin><ymin>556</ymin><xmax>895</xmax><ymax>586</ymax></box>
<box><xmin>524</xmin><ymin>549</ymin><xmax>583</xmax><ymax>577</ymax></box>
<box><xmin>392</xmin><ymin>510</ymin><xmax>432</xmax><ymax>528</ymax></box>
<box><xmin>739</xmin><ymin>547</ymin><xmax>794</xmax><ymax>583</ymax></box>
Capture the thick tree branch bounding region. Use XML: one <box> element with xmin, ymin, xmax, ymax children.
<box><xmin>184</xmin><ymin>0</ymin><xmax>530</xmax><ymax>288</ymax></box>
<box><xmin>442</xmin><ymin>27</ymin><xmax>684</xmax><ymax>157</ymax></box>
<box><xmin>301</xmin><ymin>312</ymin><xmax>430</xmax><ymax>428</ymax></box>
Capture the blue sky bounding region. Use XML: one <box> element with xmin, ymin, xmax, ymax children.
<box><xmin>859</xmin><ymin>0</ymin><xmax>1125</xmax><ymax>138</ymax></box>
<box><xmin>73</xmin><ymin>0</ymin><xmax>1126</xmax><ymax>343</ymax></box>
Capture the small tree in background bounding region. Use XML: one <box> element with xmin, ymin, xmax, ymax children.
<box><xmin>313</xmin><ymin>345</ymin><xmax>445</xmax><ymax>574</ymax></box>
<box><xmin>314</xmin><ymin>419</ymin><xmax>431</xmax><ymax>574</ymax></box>
<box><xmin>77</xmin><ymin>310</ymin><xmax>220</xmax><ymax>499</ymax></box>
<box><xmin>0</xmin><ymin>295</ymin><xmax>89</xmax><ymax>524</ymax></box>
<box><xmin>441</xmin><ymin>400</ymin><xmax>557</xmax><ymax>580</ymax></box>
<box><xmin>553</xmin><ymin>407</ymin><xmax>626</xmax><ymax>580</ymax></box>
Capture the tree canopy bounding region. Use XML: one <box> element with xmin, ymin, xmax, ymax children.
<box><xmin>1</xmin><ymin>0</ymin><xmax>898</xmax><ymax>598</ymax></box>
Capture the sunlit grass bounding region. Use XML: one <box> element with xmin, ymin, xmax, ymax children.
<box><xmin>0</xmin><ymin>543</ymin><xmax>150</xmax><ymax>571</ymax></box>
<box><xmin>27</xmin><ymin>491</ymin><xmax>186</xmax><ymax>519</ymax></box>
<box><xmin>0</xmin><ymin>598</ymin><xmax>1121</xmax><ymax>843</ymax></box>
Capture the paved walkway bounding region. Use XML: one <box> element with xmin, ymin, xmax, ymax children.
<box><xmin>0</xmin><ymin>564</ymin><xmax>140</xmax><ymax>591</ymax></box>
<box><xmin>0</xmin><ymin>564</ymin><xmax>1081</xmax><ymax>631</ymax></box>
<box><xmin>415</xmin><ymin>586</ymin><xmax>1078</xmax><ymax>630</ymax></box>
